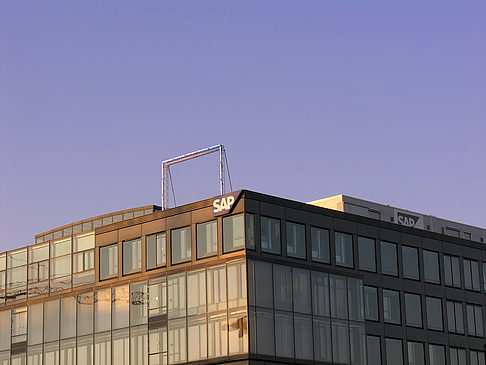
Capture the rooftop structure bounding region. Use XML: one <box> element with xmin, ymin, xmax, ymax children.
<box><xmin>0</xmin><ymin>190</ymin><xmax>485</xmax><ymax>365</ymax></box>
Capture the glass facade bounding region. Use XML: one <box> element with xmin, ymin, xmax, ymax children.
<box><xmin>2</xmin><ymin>193</ymin><xmax>486</xmax><ymax>365</ymax></box>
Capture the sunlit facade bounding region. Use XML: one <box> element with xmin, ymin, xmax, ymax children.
<box><xmin>0</xmin><ymin>191</ymin><xmax>485</xmax><ymax>365</ymax></box>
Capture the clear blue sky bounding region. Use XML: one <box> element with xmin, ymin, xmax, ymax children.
<box><xmin>1</xmin><ymin>1</ymin><xmax>485</xmax><ymax>249</ymax></box>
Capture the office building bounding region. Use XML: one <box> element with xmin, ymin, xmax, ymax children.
<box><xmin>0</xmin><ymin>190</ymin><xmax>485</xmax><ymax>365</ymax></box>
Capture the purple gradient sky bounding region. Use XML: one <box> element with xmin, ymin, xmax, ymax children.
<box><xmin>1</xmin><ymin>1</ymin><xmax>485</xmax><ymax>250</ymax></box>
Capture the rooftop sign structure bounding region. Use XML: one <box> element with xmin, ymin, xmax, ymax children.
<box><xmin>161</xmin><ymin>144</ymin><xmax>232</xmax><ymax>210</ymax></box>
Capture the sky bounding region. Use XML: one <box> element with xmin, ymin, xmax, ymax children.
<box><xmin>1</xmin><ymin>0</ymin><xmax>485</xmax><ymax>250</ymax></box>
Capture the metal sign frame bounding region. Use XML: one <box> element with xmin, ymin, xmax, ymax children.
<box><xmin>161</xmin><ymin>144</ymin><xmax>229</xmax><ymax>210</ymax></box>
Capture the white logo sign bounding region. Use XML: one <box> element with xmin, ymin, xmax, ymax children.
<box><xmin>212</xmin><ymin>191</ymin><xmax>241</xmax><ymax>217</ymax></box>
<box><xmin>394</xmin><ymin>209</ymin><xmax>423</xmax><ymax>229</ymax></box>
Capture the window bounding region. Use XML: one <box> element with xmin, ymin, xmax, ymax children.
<box><xmin>123</xmin><ymin>238</ymin><xmax>142</xmax><ymax>275</ymax></box>
<box><xmin>483</xmin><ymin>263</ymin><xmax>486</xmax><ymax>293</ymax></box>
<box><xmin>423</xmin><ymin>250</ymin><xmax>440</xmax><ymax>284</ymax></box>
<box><xmin>335</xmin><ymin>232</ymin><xmax>353</xmax><ymax>268</ymax></box>
<box><xmin>168</xmin><ymin>273</ymin><xmax>186</xmax><ymax>319</ymax></box>
<box><xmin>426</xmin><ymin>297</ymin><xmax>443</xmax><ymax>331</ymax></box>
<box><xmin>294</xmin><ymin>314</ymin><xmax>312</xmax><ymax>360</ymax></box>
<box><xmin>429</xmin><ymin>344</ymin><xmax>445</xmax><ymax>365</ymax></box>
<box><xmin>408</xmin><ymin>341</ymin><xmax>425</xmax><ymax>365</ymax></box>
<box><xmin>332</xmin><ymin>319</ymin><xmax>350</xmax><ymax>364</ymax></box>
<box><xmin>228</xmin><ymin>309</ymin><xmax>248</xmax><ymax>356</ymax></box>
<box><xmin>402</xmin><ymin>246</ymin><xmax>419</xmax><ymax>280</ymax></box>
<box><xmin>293</xmin><ymin>268</ymin><xmax>311</xmax><ymax>314</ymax></box>
<box><xmin>11</xmin><ymin>306</ymin><xmax>27</xmax><ymax>343</ymax></box>
<box><xmin>347</xmin><ymin>277</ymin><xmax>364</xmax><ymax>321</ymax></box>
<box><xmin>44</xmin><ymin>299</ymin><xmax>60</xmax><ymax>342</ymax></box>
<box><xmin>207</xmin><ymin>265</ymin><xmax>226</xmax><ymax>312</ymax></box>
<box><xmin>405</xmin><ymin>293</ymin><xmax>422</xmax><ymax>328</ymax></box>
<box><xmin>313</xmin><ymin>317</ymin><xmax>331</xmax><ymax>362</ymax></box>
<box><xmin>358</xmin><ymin>236</ymin><xmax>375</xmax><ymax>272</ymax></box>
<box><xmin>95</xmin><ymin>288</ymin><xmax>112</xmax><ymax>333</ymax></box>
<box><xmin>49</xmin><ymin>238</ymin><xmax>71</xmax><ymax>292</ymax></box>
<box><xmin>99</xmin><ymin>244</ymin><xmax>118</xmax><ymax>280</ymax></box>
<box><xmin>146</xmin><ymin>232</ymin><xmax>166</xmax><ymax>269</ymax></box>
<box><xmin>470</xmin><ymin>350</ymin><xmax>486</xmax><ymax>365</ymax></box>
<box><xmin>275</xmin><ymin>311</ymin><xmax>294</xmax><ymax>358</ymax></box>
<box><xmin>349</xmin><ymin>322</ymin><xmax>366</xmax><ymax>365</ymax></box>
<box><xmin>286</xmin><ymin>222</ymin><xmax>306</xmax><ymax>259</ymax></box>
<box><xmin>187</xmin><ymin>315</ymin><xmax>206</xmax><ymax>361</ymax></box>
<box><xmin>447</xmin><ymin>301</ymin><xmax>464</xmax><ymax>334</ymax></box>
<box><xmin>367</xmin><ymin>336</ymin><xmax>381</xmax><ymax>365</ymax></box>
<box><xmin>273</xmin><ymin>264</ymin><xmax>292</xmax><ymax>311</ymax></box>
<box><xmin>28</xmin><ymin>243</ymin><xmax>49</xmax><ymax>297</ymax></box>
<box><xmin>187</xmin><ymin>269</ymin><xmax>206</xmax><ymax>316</ymax></box>
<box><xmin>72</xmin><ymin>232</ymin><xmax>95</xmax><ymax>287</ymax></box>
<box><xmin>245</xmin><ymin>213</ymin><xmax>256</xmax><ymax>249</ymax></box>
<box><xmin>364</xmin><ymin>286</ymin><xmax>379</xmax><ymax>321</ymax></box>
<box><xmin>383</xmin><ymin>289</ymin><xmax>400</xmax><ymax>324</ymax></box>
<box><xmin>112</xmin><ymin>285</ymin><xmax>129</xmax><ymax>329</ymax></box>
<box><xmin>450</xmin><ymin>347</ymin><xmax>467</xmax><ymax>365</ymax></box>
<box><xmin>171</xmin><ymin>226</ymin><xmax>192</xmax><ymax>264</ymax></box>
<box><xmin>444</xmin><ymin>255</ymin><xmax>461</xmax><ymax>288</ymax></box>
<box><xmin>223</xmin><ymin>214</ymin><xmax>244</xmax><ymax>253</ymax></box>
<box><xmin>466</xmin><ymin>304</ymin><xmax>484</xmax><ymax>337</ymax></box>
<box><xmin>312</xmin><ymin>271</ymin><xmax>330</xmax><ymax>317</ymax></box>
<box><xmin>197</xmin><ymin>220</ymin><xmax>218</xmax><ymax>259</ymax></box>
<box><xmin>330</xmin><ymin>275</ymin><xmax>348</xmax><ymax>319</ymax></box>
<box><xmin>256</xmin><ymin>308</ymin><xmax>274</xmax><ymax>356</ymax></box>
<box><xmin>130</xmin><ymin>282</ymin><xmax>148</xmax><ymax>326</ymax></box>
<box><xmin>385</xmin><ymin>338</ymin><xmax>403</xmax><ymax>365</ymax></box>
<box><xmin>227</xmin><ymin>260</ymin><xmax>246</xmax><ymax>308</ymax></box>
<box><xmin>261</xmin><ymin>216</ymin><xmax>281</xmax><ymax>254</ymax></box>
<box><xmin>464</xmin><ymin>259</ymin><xmax>480</xmax><ymax>291</ymax></box>
<box><xmin>311</xmin><ymin>227</ymin><xmax>330</xmax><ymax>263</ymax></box>
<box><xmin>381</xmin><ymin>241</ymin><xmax>397</xmax><ymax>276</ymax></box>
<box><xmin>255</xmin><ymin>261</ymin><xmax>273</xmax><ymax>308</ymax></box>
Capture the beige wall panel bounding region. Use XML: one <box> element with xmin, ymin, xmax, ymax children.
<box><xmin>96</xmin><ymin>231</ymin><xmax>118</xmax><ymax>246</ymax></box>
<box><xmin>118</xmin><ymin>225</ymin><xmax>142</xmax><ymax>241</ymax></box>
<box><xmin>142</xmin><ymin>219</ymin><xmax>166</xmax><ymax>236</ymax></box>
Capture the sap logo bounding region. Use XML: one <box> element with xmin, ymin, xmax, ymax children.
<box><xmin>397</xmin><ymin>212</ymin><xmax>421</xmax><ymax>227</ymax></box>
<box><xmin>212</xmin><ymin>191</ymin><xmax>242</xmax><ymax>217</ymax></box>
<box><xmin>213</xmin><ymin>196</ymin><xmax>235</xmax><ymax>213</ymax></box>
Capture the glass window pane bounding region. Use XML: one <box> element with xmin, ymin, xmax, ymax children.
<box><xmin>227</xmin><ymin>260</ymin><xmax>246</xmax><ymax>308</ymax></box>
<box><xmin>367</xmin><ymin>335</ymin><xmax>381</xmax><ymax>365</ymax></box>
<box><xmin>171</xmin><ymin>226</ymin><xmax>192</xmax><ymax>264</ymax></box>
<box><xmin>402</xmin><ymin>246</ymin><xmax>419</xmax><ymax>280</ymax></box>
<box><xmin>228</xmin><ymin>308</ymin><xmax>248</xmax><ymax>355</ymax></box>
<box><xmin>73</xmin><ymin>232</ymin><xmax>95</xmax><ymax>252</ymax></box>
<box><xmin>60</xmin><ymin>338</ymin><xmax>77</xmax><ymax>365</ymax></box>
<box><xmin>77</xmin><ymin>292</ymin><xmax>94</xmax><ymax>336</ymax></box>
<box><xmin>51</xmin><ymin>238</ymin><xmax>71</xmax><ymax>257</ymax></box>
<box><xmin>408</xmin><ymin>341</ymin><xmax>425</xmax><ymax>365</ymax></box>
<box><xmin>146</xmin><ymin>233</ymin><xmax>167</xmax><ymax>270</ymax></box>
<box><xmin>405</xmin><ymin>293</ymin><xmax>422</xmax><ymax>328</ymax></box>
<box><xmin>99</xmin><ymin>244</ymin><xmax>118</xmax><ymax>281</ymax></box>
<box><xmin>44</xmin><ymin>341</ymin><xmax>60</xmax><ymax>365</ymax></box>
<box><xmin>426</xmin><ymin>297</ymin><xmax>443</xmax><ymax>331</ymax></box>
<box><xmin>94</xmin><ymin>331</ymin><xmax>111</xmax><ymax>365</ymax></box>
<box><xmin>381</xmin><ymin>241</ymin><xmax>397</xmax><ymax>276</ymax></box>
<box><xmin>293</xmin><ymin>268</ymin><xmax>311</xmax><ymax>314</ymax></box>
<box><xmin>335</xmin><ymin>232</ymin><xmax>353</xmax><ymax>268</ymax></box>
<box><xmin>383</xmin><ymin>289</ymin><xmax>400</xmax><ymax>324</ymax></box>
<box><xmin>207</xmin><ymin>265</ymin><xmax>226</xmax><ymax>312</ymax></box>
<box><xmin>223</xmin><ymin>214</ymin><xmax>245</xmax><ymax>253</ymax></box>
<box><xmin>8</xmin><ymin>249</ymin><xmax>27</xmax><ymax>268</ymax></box>
<box><xmin>286</xmin><ymin>222</ymin><xmax>306</xmax><ymax>259</ymax></box>
<box><xmin>77</xmin><ymin>335</ymin><xmax>94</xmax><ymax>365</ymax></box>
<box><xmin>148</xmin><ymin>277</ymin><xmax>167</xmax><ymax>317</ymax></box>
<box><xmin>130</xmin><ymin>282</ymin><xmax>148</xmax><ymax>326</ymax></box>
<box><xmin>187</xmin><ymin>269</ymin><xmax>206</xmax><ymax>315</ymax></box>
<box><xmin>149</xmin><ymin>325</ymin><xmax>167</xmax><ymax>363</ymax></box>
<box><xmin>294</xmin><ymin>314</ymin><xmax>312</xmax><ymax>360</ymax></box>
<box><xmin>44</xmin><ymin>299</ymin><xmax>60</xmax><ymax>342</ymax></box>
<box><xmin>423</xmin><ymin>250</ymin><xmax>440</xmax><ymax>284</ymax></box>
<box><xmin>273</xmin><ymin>264</ymin><xmax>292</xmax><ymax>311</ymax></box>
<box><xmin>311</xmin><ymin>227</ymin><xmax>330</xmax><ymax>263</ymax></box>
<box><xmin>330</xmin><ymin>275</ymin><xmax>347</xmax><ymax>319</ymax></box>
<box><xmin>168</xmin><ymin>273</ymin><xmax>186</xmax><ymax>319</ymax></box>
<box><xmin>256</xmin><ymin>308</ymin><xmax>274</xmax><ymax>356</ymax></box>
<box><xmin>130</xmin><ymin>325</ymin><xmax>148</xmax><ymax>365</ymax></box>
<box><xmin>313</xmin><ymin>316</ymin><xmax>331</xmax><ymax>362</ymax></box>
<box><xmin>332</xmin><ymin>319</ymin><xmax>350</xmax><ymax>364</ymax></box>
<box><xmin>358</xmin><ymin>236</ymin><xmax>376</xmax><ymax>272</ymax></box>
<box><xmin>123</xmin><ymin>238</ymin><xmax>142</xmax><ymax>275</ymax></box>
<box><xmin>275</xmin><ymin>311</ymin><xmax>294</xmax><ymax>358</ymax></box>
<box><xmin>240</xmin><ymin>213</ymin><xmax>253</xmax><ymax>251</ymax></box>
<box><xmin>187</xmin><ymin>315</ymin><xmax>207</xmax><ymax>362</ymax></box>
<box><xmin>28</xmin><ymin>344</ymin><xmax>43</xmax><ymax>365</ymax></box>
<box><xmin>29</xmin><ymin>243</ymin><xmax>49</xmax><ymax>263</ymax></box>
<box><xmin>197</xmin><ymin>220</ymin><xmax>218</xmax><ymax>259</ymax></box>
<box><xmin>27</xmin><ymin>303</ymin><xmax>42</xmax><ymax>346</ymax></box>
<box><xmin>113</xmin><ymin>285</ymin><xmax>129</xmax><ymax>329</ymax></box>
<box><xmin>112</xmin><ymin>328</ymin><xmax>129</xmax><ymax>365</ymax></box>
<box><xmin>364</xmin><ymin>286</ymin><xmax>379</xmax><ymax>321</ymax></box>
<box><xmin>261</xmin><ymin>216</ymin><xmax>281</xmax><ymax>254</ymax></box>
<box><xmin>255</xmin><ymin>261</ymin><xmax>273</xmax><ymax>308</ymax></box>
<box><xmin>350</xmin><ymin>322</ymin><xmax>366</xmax><ymax>365</ymax></box>
<box><xmin>385</xmin><ymin>338</ymin><xmax>402</xmax><ymax>365</ymax></box>
<box><xmin>61</xmin><ymin>296</ymin><xmax>77</xmax><ymax>339</ymax></box>
<box><xmin>312</xmin><ymin>271</ymin><xmax>330</xmax><ymax>317</ymax></box>
<box><xmin>208</xmin><ymin>311</ymin><xmax>227</xmax><ymax>359</ymax></box>
<box><xmin>95</xmin><ymin>288</ymin><xmax>111</xmax><ymax>333</ymax></box>
<box><xmin>429</xmin><ymin>344</ymin><xmax>445</xmax><ymax>365</ymax></box>
<box><xmin>348</xmin><ymin>277</ymin><xmax>364</xmax><ymax>321</ymax></box>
